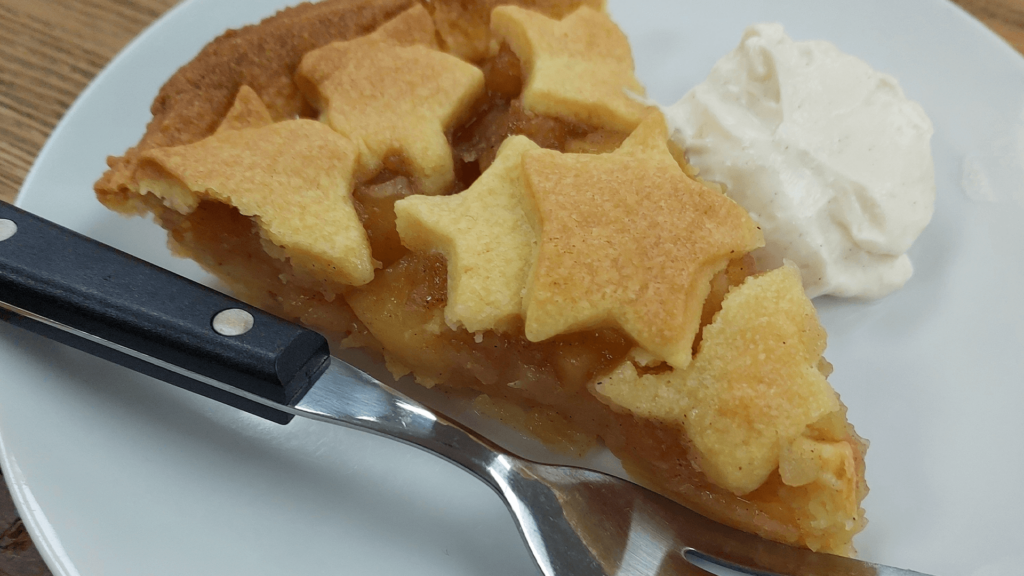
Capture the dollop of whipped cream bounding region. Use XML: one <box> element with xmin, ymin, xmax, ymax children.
<box><xmin>662</xmin><ymin>23</ymin><xmax>935</xmax><ymax>299</ymax></box>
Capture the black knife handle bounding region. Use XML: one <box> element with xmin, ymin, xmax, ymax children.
<box><xmin>0</xmin><ymin>201</ymin><xmax>330</xmax><ymax>424</ymax></box>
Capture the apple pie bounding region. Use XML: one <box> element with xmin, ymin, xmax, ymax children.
<box><xmin>95</xmin><ymin>0</ymin><xmax>868</xmax><ymax>555</ymax></box>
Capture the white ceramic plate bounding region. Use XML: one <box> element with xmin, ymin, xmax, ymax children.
<box><xmin>3</xmin><ymin>1</ymin><xmax>1023</xmax><ymax>575</ymax></box>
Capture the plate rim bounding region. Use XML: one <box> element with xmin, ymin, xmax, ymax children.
<box><xmin>5</xmin><ymin>1</ymin><xmax>1024</xmax><ymax>575</ymax></box>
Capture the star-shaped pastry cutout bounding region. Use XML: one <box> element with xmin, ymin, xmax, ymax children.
<box><xmin>490</xmin><ymin>6</ymin><xmax>649</xmax><ymax>132</ymax></box>
<box><xmin>214</xmin><ymin>85</ymin><xmax>273</xmax><ymax>133</ymax></box>
<box><xmin>428</xmin><ymin>0</ymin><xmax>602</xmax><ymax>62</ymax></box>
<box><xmin>138</xmin><ymin>87</ymin><xmax>375</xmax><ymax>288</ymax></box>
<box><xmin>296</xmin><ymin>8</ymin><xmax>485</xmax><ymax>195</ymax></box>
<box><xmin>521</xmin><ymin>112</ymin><xmax>764</xmax><ymax>368</ymax></box>
<box><xmin>295</xmin><ymin>4</ymin><xmax>438</xmax><ymax>106</ymax></box>
<box><xmin>394</xmin><ymin>135</ymin><xmax>541</xmax><ymax>333</ymax></box>
<box><xmin>593</xmin><ymin>265</ymin><xmax>847</xmax><ymax>497</ymax></box>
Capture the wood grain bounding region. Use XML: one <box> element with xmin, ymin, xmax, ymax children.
<box><xmin>0</xmin><ymin>0</ymin><xmax>1022</xmax><ymax>574</ymax></box>
<box><xmin>0</xmin><ymin>0</ymin><xmax>179</xmax><ymax>205</ymax></box>
<box><xmin>958</xmin><ymin>0</ymin><xmax>1024</xmax><ymax>49</ymax></box>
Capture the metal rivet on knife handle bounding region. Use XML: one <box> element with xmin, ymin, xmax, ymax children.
<box><xmin>0</xmin><ymin>219</ymin><xmax>17</xmax><ymax>242</ymax></box>
<box><xmin>212</xmin><ymin>308</ymin><xmax>255</xmax><ymax>336</ymax></box>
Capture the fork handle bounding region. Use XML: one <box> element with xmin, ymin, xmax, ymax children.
<box><xmin>0</xmin><ymin>201</ymin><xmax>329</xmax><ymax>423</ymax></box>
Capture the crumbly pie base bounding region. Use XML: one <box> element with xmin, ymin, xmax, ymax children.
<box><xmin>95</xmin><ymin>0</ymin><xmax>868</xmax><ymax>555</ymax></box>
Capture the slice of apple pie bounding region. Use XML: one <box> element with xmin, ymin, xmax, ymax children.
<box><xmin>95</xmin><ymin>0</ymin><xmax>868</xmax><ymax>555</ymax></box>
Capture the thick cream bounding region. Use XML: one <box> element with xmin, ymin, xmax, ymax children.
<box><xmin>663</xmin><ymin>23</ymin><xmax>935</xmax><ymax>299</ymax></box>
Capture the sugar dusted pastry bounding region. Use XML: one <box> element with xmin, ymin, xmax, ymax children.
<box><xmin>394</xmin><ymin>135</ymin><xmax>540</xmax><ymax>333</ymax></box>
<box><xmin>296</xmin><ymin>5</ymin><xmax>484</xmax><ymax>194</ymax></box>
<box><xmin>136</xmin><ymin>89</ymin><xmax>374</xmax><ymax>289</ymax></box>
<box><xmin>214</xmin><ymin>85</ymin><xmax>274</xmax><ymax>132</ymax></box>
<box><xmin>431</xmin><ymin>0</ymin><xmax>603</xmax><ymax>62</ymax></box>
<box><xmin>95</xmin><ymin>0</ymin><xmax>868</xmax><ymax>556</ymax></box>
<box><xmin>491</xmin><ymin>6</ymin><xmax>648</xmax><ymax>131</ymax></box>
<box><xmin>293</xmin><ymin>5</ymin><xmax>438</xmax><ymax>101</ymax></box>
<box><xmin>596</xmin><ymin>265</ymin><xmax>864</xmax><ymax>553</ymax></box>
<box><xmin>595</xmin><ymin>265</ymin><xmax>849</xmax><ymax>496</ymax></box>
<box><xmin>521</xmin><ymin>113</ymin><xmax>763</xmax><ymax>369</ymax></box>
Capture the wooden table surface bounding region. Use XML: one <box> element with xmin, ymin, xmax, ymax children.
<box><xmin>0</xmin><ymin>0</ymin><xmax>1022</xmax><ymax>573</ymax></box>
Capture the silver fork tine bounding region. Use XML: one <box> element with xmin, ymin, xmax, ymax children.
<box><xmin>293</xmin><ymin>362</ymin><xmax>935</xmax><ymax>576</ymax></box>
<box><xmin>509</xmin><ymin>461</ymin><xmax>870</xmax><ymax>576</ymax></box>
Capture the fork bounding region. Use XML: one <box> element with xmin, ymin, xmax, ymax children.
<box><xmin>0</xmin><ymin>200</ymin><xmax>932</xmax><ymax>576</ymax></box>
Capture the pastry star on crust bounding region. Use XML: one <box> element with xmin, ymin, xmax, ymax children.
<box><xmin>394</xmin><ymin>136</ymin><xmax>541</xmax><ymax>333</ymax></box>
<box><xmin>521</xmin><ymin>113</ymin><xmax>764</xmax><ymax>368</ymax></box>
<box><xmin>214</xmin><ymin>85</ymin><xmax>273</xmax><ymax>133</ymax></box>
<box><xmin>138</xmin><ymin>88</ymin><xmax>375</xmax><ymax>288</ymax></box>
<box><xmin>295</xmin><ymin>4</ymin><xmax>438</xmax><ymax>104</ymax></box>
<box><xmin>593</xmin><ymin>265</ymin><xmax>849</xmax><ymax>498</ymax></box>
<box><xmin>296</xmin><ymin>7</ymin><xmax>484</xmax><ymax>195</ymax></box>
<box><xmin>490</xmin><ymin>5</ymin><xmax>649</xmax><ymax>132</ymax></box>
<box><xmin>429</xmin><ymin>0</ymin><xmax>603</xmax><ymax>62</ymax></box>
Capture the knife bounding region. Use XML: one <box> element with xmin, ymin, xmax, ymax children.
<box><xmin>0</xmin><ymin>200</ymin><xmax>931</xmax><ymax>576</ymax></box>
